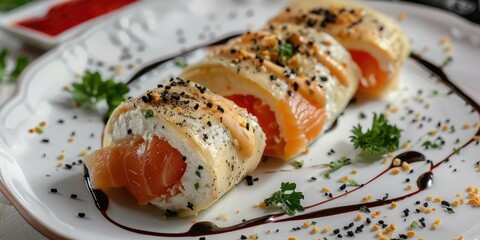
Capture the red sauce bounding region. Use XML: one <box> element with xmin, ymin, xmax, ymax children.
<box><xmin>16</xmin><ymin>0</ymin><xmax>138</xmax><ymax>37</ymax></box>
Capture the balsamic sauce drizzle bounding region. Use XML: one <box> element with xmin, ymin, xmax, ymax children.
<box><xmin>125</xmin><ymin>32</ymin><xmax>242</xmax><ymax>85</ymax></box>
<box><xmin>86</xmin><ymin>36</ymin><xmax>480</xmax><ymax>236</ymax></box>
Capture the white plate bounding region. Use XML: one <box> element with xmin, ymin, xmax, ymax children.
<box><xmin>1</xmin><ymin>0</ymin><xmax>480</xmax><ymax>239</ymax></box>
<box><xmin>0</xmin><ymin>0</ymin><xmax>142</xmax><ymax>49</ymax></box>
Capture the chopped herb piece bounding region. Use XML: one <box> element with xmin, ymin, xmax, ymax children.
<box><xmin>174</xmin><ymin>57</ymin><xmax>188</xmax><ymax>68</ymax></box>
<box><xmin>453</xmin><ymin>147</ymin><xmax>461</xmax><ymax>155</ymax></box>
<box><xmin>329</xmin><ymin>156</ymin><xmax>351</xmax><ymax>171</ymax></box>
<box><xmin>290</xmin><ymin>160</ymin><xmax>304</xmax><ymax>169</ymax></box>
<box><xmin>410</xmin><ymin>220</ymin><xmax>418</xmax><ymax>229</ymax></box>
<box><xmin>432</xmin><ymin>89</ymin><xmax>439</xmax><ymax>96</ymax></box>
<box><xmin>144</xmin><ymin>109</ymin><xmax>154</xmax><ymax>119</ymax></box>
<box><xmin>347</xmin><ymin>179</ymin><xmax>361</xmax><ymax>187</ymax></box>
<box><xmin>441</xmin><ymin>56</ymin><xmax>453</xmax><ymax>68</ymax></box>
<box><xmin>350</xmin><ymin>113</ymin><xmax>402</xmax><ymax>155</ymax></box>
<box><xmin>275</xmin><ymin>43</ymin><xmax>295</xmax><ymax>59</ymax></box>
<box><xmin>450</xmin><ymin>125</ymin><xmax>456</xmax><ymax>133</ymax></box>
<box><xmin>68</xmin><ymin>71</ymin><xmax>129</xmax><ymax>119</ymax></box>
<box><xmin>187</xmin><ymin>202</ymin><xmax>194</xmax><ymax>210</ymax></box>
<box><xmin>311</xmin><ymin>221</ymin><xmax>317</xmax><ymax>225</ymax></box>
<box><xmin>264</xmin><ymin>182</ymin><xmax>305</xmax><ymax>215</ymax></box>
<box><xmin>323</xmin><ymin>173</ymin><xmax>331</xmax><ymax>179</ymax></box>
<box><xmin>195</xmin><ymin>170</ymin><xmax>201</xmax><ymax>178</ymax></box>
<box><xmin>194</xmin><ymin>182</ymin><xmax>200</xmax><ymax>190</ymax></box>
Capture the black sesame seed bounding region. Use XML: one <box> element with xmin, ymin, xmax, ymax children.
<box><xmin>42</xmin><ymin>139</ymin><xmax>50</xmax><ymax>143</ymax></box>
<box><xmin>240</xmin><ymin>235</ymin><xmax>247</xmax><ymax>240</ymax></box>
<box><xmin>199</xmin><ymin>237</ymin><xmax>206</xmax><ymax>240</ymax></box>
<box><xmin>333</xmin><ymin>228</ymin><xmax>340</xmax><ymax>234</ymax></box>
<box><xmin>320</xmin><ymin>76</ymin><xmax>328</xmax><ymax>81</ymax></box>
<box><xmin>217</xmin><ymin>106</ymin><xmax>224</xmax><ymax>113</ymax></box>
<box><xmin>206</xmin><ymin>102</ymin><xmax>213</xmax><ymax>108</ymax></box>
<box><xmin>127</xmin><ymin>129</ymin><xmax>132</xmax><ymax>135</ymax></box>
<box><xmin>340</xmin><ymin>184</ymin><xmax>346</xmax><ymax>191</ymax></box>
<box><xmin>70</xmin><ymin>194</ymin><xmax>77</xmax><ymax>199</ymax></box>
<box><xmin>194</xmin><ymin>103</ymin><xmax>200</xmax><ymax>110</ymax></box>
<box><xmin>246</xmin><ymin>175</ymin><xmax>254</xmax><ymax>186</ymax></box>
<box><xmin>246</xmin><ymin>123</ymin><xmax>250</xmax><ymax>131</ymax></box>
<box><xmin>78</xmin><ymin>212</ymin><xmax>85</xmax><ymax>218</ymax></box>
<box><xmin>293</xmin><ymin>82</ymin><xmax>299</xmax><ymax>91</ymax></box>
<box><xmin>423</xmin><ymin>202</ymin><xmax>428</xmax><ymax>207</ymax></box>
<box><xmin>50</xmin><ymin>188</ymin><xmax>58</xmax><ymax>193</ymax></box>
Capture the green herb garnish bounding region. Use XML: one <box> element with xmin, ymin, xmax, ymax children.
<box><xmin>68</xmin><ymin>71</ymin><xmax>129</xmax><ymax>119</ymax></box>
<box><xmin>0</xmin><ymin>48</ymin><xmax>29</xmax><ymax>83</ymax></box>
<box><xmin>441</xmin><ymin>56</ymin><xmax>453</xmax><ymax>68</ymax></box>
<box><xmin>275</xmin><ymin>43</ymin><xmax>294</xmax><ymax>59</ymax></box>
<box><xmin>144</xmin><ymin>109</ymin><xmax>154</xmax><ymax>119</ymax></box>
<box><xmin>346</xmin><ymin>179</ymin><xmax>361</xmax><ymax>187</ymax></box>
<box><xmin>195</xmin><ymin>170</ymin><xmax>201</xmax><ymax>178</ymax></box>
<box><xmin>410</xmin><ymin>220</ymin><xmax>418</xmax><ymax>229</ymax></box>
<box><xmin>174</xmin><ymin>57</ymin><xmax>188</xmax><ymax>68</ymax></box>
<box><xmin>323</xmin><ymin>173</ymin><xmax>331</xmax><ymax>179</ymax></box>
<box><xmin>350</xmin><ymin>113</ymin><xmax>402</xmax><ymax>155</ymax></box>
<box><xmin>290</xmin><ymin>160</ymin><xmax>304</xmax><ymax>169</ymax></box>
<box><xmin>453</xmin><ymin>147</ymin><xmax>461</xmax><ymax>155</ymax></box>
<box><xmin>0</xmin><ymin>0</ymin><xmax>33</xmax><ymax>12</ymax></box>
<box><xmin>194</xmin><ymin>182</ymin><xmax>199</xmax><ymax>190</ymax></box>
<box><xmin>264</xmin><ymin>182</ymin><xmax>304</xmax><ymax>215</ymax></box>
<box><xmin>422</xmin><ymin>136</ymin><xmax>444</xmax><ymax>150</ymax></box>
<box><xmin>329</xmin><ymin>156</ymin><xmax>351</xmax><ymax>171</ymax></box>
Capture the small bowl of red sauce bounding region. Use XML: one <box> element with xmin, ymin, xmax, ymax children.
<box><xmin>0</xmin><ymin>0</ymin><xmax>140</xmax><ymax>49</ymax></box>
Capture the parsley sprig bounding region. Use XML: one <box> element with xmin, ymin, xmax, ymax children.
<box><xmin>68</xmin><ymin>71</ymin><xmax>129</xmax><ymax>118</ymax></box>
<box><xmin>350</xmin><ymin>113</ymin><xmax>402</xmax><ymax>155</ymax></box>
<box><xmin>0</xmin><ymin>48</ymin><xmax>29</xmax><ymax>83</ymax></box>
<box><xmin>264</xmin><ymin>182</ymin><xmax>304</xmax><ymax>215</ymax></box>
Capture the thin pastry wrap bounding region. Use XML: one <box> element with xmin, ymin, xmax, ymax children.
<box><xmin>270</xmin><ymin>0</ymin><xmax>409</xmax><ymax>98</ymax></box>
<box><xmin>85</xmin><ymin>78</ymin><xmax>266</xmax><ymax>217</ymax></box>
<box><xmin>181</xmin><ymin>24</ymin><xmax>360</xmax><ymax>160</ymax></box>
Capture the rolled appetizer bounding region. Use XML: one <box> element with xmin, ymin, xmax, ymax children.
<box><xmin>85</xmin><ymin>78</ymin><xmax>266</xmax><ymax>217</ymax></box>
<box><xmin>270</xmin><ymin>0</ymin><xmax>409</xmax><ymax>98</ymax></box>
<box><xmin>181</xmin><ymin>24</ymin><xmax>360</xmax><ymax>160</ymax></box>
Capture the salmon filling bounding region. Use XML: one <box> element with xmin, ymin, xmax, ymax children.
<box><xmin>88</xmin><ymin>136</ymin><xmax>186</xmax><ymax>205</ymax></box>
<box><xmin>227</xmin><ymin>93</ymin><xmax>326</xmax><ymax>159</ymax></box>
<box><xmin>226</xmin><ymin>95</ymin><xmax>285</xmax><ymax>157</ymax></box>
<box><xmin>349</xmin><ymin>50</ymin><xmax>389</xmax><ymax>94</ymax></box>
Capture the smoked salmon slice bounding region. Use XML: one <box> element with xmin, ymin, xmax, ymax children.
<box><xmin>87</xmin><ymin>136</ymin><xmax>186</xmax><ymax>205</ymax></box>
